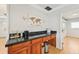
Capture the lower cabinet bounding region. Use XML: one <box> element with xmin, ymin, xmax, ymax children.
<box><xmin>32</xmin><ymin>43</ymin><xmax>42</xmax><ymax>54</ymax></box>
<box><xmin>43</xmin><ymin>36</ymin><xmax>51</xmax><ymax>42</ymax></box>
<box><xmin>13</xmin><ymin>47</ymin><xmax>31</xmax><ymax>54</ymax></box>
<box><xmin>31</xmin><ymin>38</ymin><xmax>42</xmax><ymax>54</ymax></box>
<box><xmin>8</xmin><ymin>34</ymin><xmax>56</xmax><ymax>54</ymax></box>
<box><xmin>48</xmin><ymin>35</ymin><xmax>56</xmax><ymax>47</ymax></box>
<box><xmin>8</xmin><ymin>41</ymin><xmax>31</xmax><ymax>54</ymax></box>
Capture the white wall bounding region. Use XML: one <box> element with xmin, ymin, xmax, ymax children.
<box><xmin>45</xmin><ymin>12</ymin><xmax>63</xmax><ymax>49</ymax></box>
<box><xmin>9</xmin><ymin>4</ymin><xmax>63</xmax><ymax>49</ymax></box>
<box><xmin>9</xmin><ymin>4</ymin><xmax>50</xmax><ymax>33</ymax></box>
<box><xmin>62</xmin><ymin>19</ymin><xmax>67</xmax><ymax>38</ymax></box>
<box><xmin>67</xmin><ymin>18</ymin><xmax>79</xmax><ymax>38</ymax></box>
<box><xmin>0</xmin><ymin>4</ymin><xmax>9</xmax><ymax>41</ymax></box>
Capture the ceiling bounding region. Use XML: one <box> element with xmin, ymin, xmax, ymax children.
<box><xmin>39</xmin><ymin>4</ymin><xmax>79</xmax><ymax>20</ymax></box>
<box><xmin>30</xmin><ymin>4</ymin><xmax>66</xmax><ymax>13</ymax></box>
<box><xmin>1</xmin><ymin>4</ymin><xmax>79</xmax><ymax>20</ymax></box>
<box><xmin>30</xmin><ymin>4</ymin><xmax>79</xmax><ymax>20</ymax></box>
<box><xmin>63</xmin><ymin>9</ymin><xmax>79</xmax><ymax>20</ymax></box>
<box><xmin>37</xmin><ymin>4</ymin><xmax>62</xmax><ymax>10</ymax></box>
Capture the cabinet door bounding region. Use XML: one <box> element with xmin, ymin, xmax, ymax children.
<box><xmin>31</xmin><ymin>38</ymin><xmax>42</xmax><ymax>54</ymax></box>
<box><xmin>13</xmin><ymin>47</ymin><xmax>31</xmax><ymax>54</ymax></box>
<box><xmin>16</xmin><ymin>47</ymin><xmax>27</xmax><ymax>54</ymax></box>
<box><xmin>26</xmin><ymin>47</ymin><xmax>31</xmax><ymax>54</ymax></box>
<box><xmin>48</xmin><ymin>37</ymin><xmax>56</xmax><ymax>47</ymax></box>
<box><xmin>32</xmin><ymin>43</ymin><xmax>42</xmax><ymax>54</ymax></box>
<box><xmin>8</xmin><ymin>41</ymin><xmax>31</xmax><ymax>54</ymax></box>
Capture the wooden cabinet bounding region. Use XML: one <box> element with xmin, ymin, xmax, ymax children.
<box><xmin>17</xmin><ymin>47</ymin><xmax>31</xmax><ymax>54</ymax></box>
<box><xmin>43</xmin><ymin>36</ymin><xmax>51</xmax><ymax>42</ymax></box>
<box><xmin>31</xmin><ymin>38</ymin><xmax>42</xmax><ymax>54</ymax></box>
<box><xmin>8</xmin><ymin>34</ymin><xmax>56</xmax><ymax>54</ymax></box>
<box><xmin>32</xmin><ymin>43</ymin><xmax>42</xmax><ymax>54</ymax></box>
<box><xmin>8</xmin><ymin>41</ymin><xmax>31</xmax><ymax>54</ymax></box>
<box><xmin>48</xmin><ymin>34</ymin><xmax>56</xmax><ymax>47</ymax></box>
<box><xmin>11</xmin><ymin>47</ymin><xmax>31</xmax><ymax>54</ymax></box>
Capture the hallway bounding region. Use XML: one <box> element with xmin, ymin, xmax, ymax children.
<box><xmin>49</xmin><ymin>37</ymin><xmax>79</xmax><ymax>54</ymax></box>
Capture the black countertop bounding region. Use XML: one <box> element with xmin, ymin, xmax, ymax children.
<box><xmin>5</xmin><ymin>31</ymin><xmax>56</xmax><ymax>47</ymax></box>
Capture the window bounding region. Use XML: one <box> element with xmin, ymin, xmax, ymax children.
<box><xmin>71</xmin><ymin>22</ymin><xmax>79</xmax><ymax>28</ymax></box>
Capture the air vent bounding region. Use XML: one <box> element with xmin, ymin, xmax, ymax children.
<box><xmin>45</xmin><ymin>6</ymin><xmax>52</xmax><ymax>11</ymax></box>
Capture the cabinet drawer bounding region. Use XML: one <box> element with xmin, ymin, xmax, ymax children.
<box><xmin>32</xmin><ymin>38</ymin><xmax>42</xmax><ymax>44</ymax></box>
<box><xmin>8</xmin><ymin>41</ymin><xmax>31</xmax><ymax>52</ymax></box>
<box><xmin>14</xmin><ymin>47</ymin><xmax>31</xmax><ymax>54</ymax></box>
<box><xmin>43</xmin><ymin>36</ymin><xmax>50</xmax><ymax>42</ymax></box>
<box><xmin>50</xmin><ymin>34</ymin><xmax>56</xmax><ymax>39</ymax></box>
<box><xmin>21</xmin><ymin>41</ymin><xmax>31</xmax><ymax>47</ymax></box>
<box><xmin>10</xmin><ymin>47</ymin><xmax>27</xmax><ymax>54</ymax></box>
